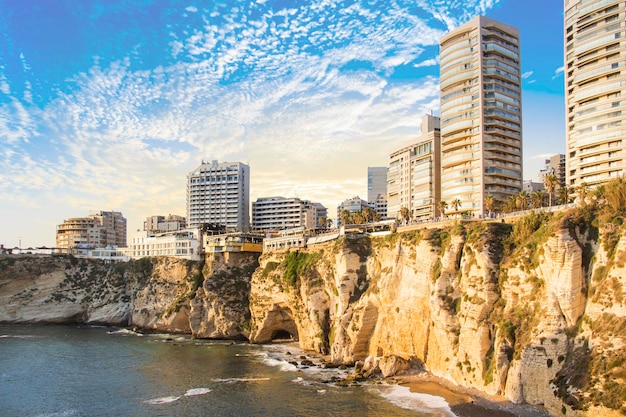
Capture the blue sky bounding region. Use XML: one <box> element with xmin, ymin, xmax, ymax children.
<box><xmin>0</xmin><ymin>0</ymin><xmax>565</xmax><ymax>247</ymax></box>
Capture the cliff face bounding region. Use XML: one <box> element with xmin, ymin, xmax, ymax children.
<box><xmin>2</xmin><ymin>208</ymin><xmax>625</xmax><ymax>416</ymax></box>
<box><xmin>0</xmin><ymin>252</ymin><xmax>257</xmax><ymax>339</ymax></box>
<box><xmin>248</xmin><ymin>212</ymin><xmax>626</xmax><ymax>417</ymax></box>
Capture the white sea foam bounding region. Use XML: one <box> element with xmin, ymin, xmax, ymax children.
<box><xmin>263</xmin><ymin>357</ymin><xmax>298</xmax><ymax>372</ymax></box>
<box><xmin>379</xmin><ymin>385</ymin><xmax>457</xmax><ymax>417</ymax></box>
<box><xmin>107</xmin><ymin>328</ymin><xmax>143</xmax><ymax>337</ymax></box>
<box><xmin>212</xmin><ymin>377</ymin><xmax>271</xmax><ymax>383</ymax></box>
<box><xmin>34</xmin><ymin>410</ymin><xmax>78</xmax><ymax>417</ymax></box>
<box><xmin>184</xmin><ymin>388</ymin><xmax>212</xmax><ymax>396</ymax></box>
<box><xmin>0</xmin><ymin>334</ymin><xmax>41</xmax><ymax>339</ymax></box>
<box><xmin>144</xmin><ymin>396</ymin><xmax>181</xmax><ymax>405</ymax></box>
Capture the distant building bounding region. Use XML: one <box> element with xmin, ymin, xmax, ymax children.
<box><xmin>89</xmin><ymin>211</ymin><xmax>127</xmax><ymax>248</ymax></box>
<box><xmin>367</xmin><ymin>167</ymin><xmax>387</xmax><ymax>203</ymax></box>
<box><xmin>144</xmin><ymin>214</ymin><xmax>186</xmax><ymax>233</ymax></box>
<box><xmin>337</xmin><ymin>196</ymin><xmax>370</xmax><ymax>225</ymax></box>
<box><xmin>56</xmin><ymin>211</ymin><xmax>127</xmax><ymax>249</ymax></box>
<box><xmin>440</xmin><ymin>16</ymin><xmax>523</xmax><ymax>216</ymax></box>
<box><xmin>186</xmin><ymin>160</ymin><xmax>250</xmax><ymax>231</ymax></box>
<box><xmin>126</xmin><ymin>229</ymin><xmax>201</xmax><ymax>260</ymax></box>
<box><xmin>312</xmin><ymin>203</ymin><xmax>329</xmax><ymax>228</ymax></box>
<box><xmin>72</xmin><ymin>246</ymin><xmax>130</xmax><ymax>263</ymax></box>
<box><xmin>565</xmin><ymin>0</ymin><xmax>626</xmax><ymax>188</ymax></box>
<box><xmin>252</xmin><ymin>197</ymin><xmax>327</xmax><ymax>231</ymax></box>
<box><xmin>540</xmin><ymin>154</ymin><xmax>566</xmax><ymax>189</ymax></box>
<box><xmin>370</xmin><ymin>194</ymin><xmax>388</xmax><ymax>220</ymax></box>
<box><xmin>56</xmin><ymin>217</ymin><xmax>102</xmax><ymax>249</ymax></box>
<box><xmin>522</xmin><ymin>180</ymin><xmax>545</xmax><ymax>193</ymax></box>
<box><xmin>387</xmin><ymin>114</ymin><xmax>441</xmax><ymax>221</ymax></box>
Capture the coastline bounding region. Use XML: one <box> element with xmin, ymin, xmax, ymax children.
<box><xmin>392</xmin><ymin>373</ymin><xmax>551</xmax><ymax>417</ymax></box>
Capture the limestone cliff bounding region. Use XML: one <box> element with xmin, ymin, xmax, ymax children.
<box><xmin>2</xmin><ymin>204</ymin><xmax>626</xmax><ymax>416</ymax></box>
<box><xmin>0</xmin><ymin>252</ymin><xmax>257</xmax><ymax>339</ymax></box>
<box><xmin>248</xmin><ymin>210</ymin><xmax>626</xmax><ymax>417</ymax></box>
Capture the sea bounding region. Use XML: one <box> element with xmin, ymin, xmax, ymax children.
<box><xmin>0</xmin><ymin>325</ymin><xmax>456</xmax><ymax>417</ymax></box>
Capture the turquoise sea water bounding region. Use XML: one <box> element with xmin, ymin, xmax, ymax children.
<box><xmin>0</xmin><ymin>325</ymin><xmax>456</xmax><ymax>417</ymax></box>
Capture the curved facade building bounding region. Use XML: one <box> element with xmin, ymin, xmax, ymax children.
<box><xmin>440</xmin><ymin>16</ymin><xmax>522</xmax><ymax>215</ymax></box>
<box><xmin>565</xmin><ymin>0</ymin><xmax>626</xmax><ymax>188</ymax></box>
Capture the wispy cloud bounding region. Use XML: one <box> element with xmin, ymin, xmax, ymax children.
<box><xmin>552</xmin><ymin>66</ymin><xmax>564</xmax><ymax>80</ymax></box>
<box><xmin>0</xmin><ymin>0</ymin><xmax>500</xmax><ymax>245</ymax></box>
<box><xmin>522</xmin><ymin>71</ymin><xmax>534</xmax><ymax>79</ymax></box>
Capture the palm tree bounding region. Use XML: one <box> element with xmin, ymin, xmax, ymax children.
<box><xmin>577</xmin><ymin>182</ymin><xmax>589</xmax><ymax>206</ymax></box>
<box><xmin>339</xmin><ymin>209</ymin><xmax>351</xmax><ymax>226</ymax></box>
<box><xmin>485</xmin><ymin>195</ymin><xmax>495</xmax><ymax>216</ymax></box>
<box><xmin>326</xmin><ymin>218</ymin><xmax>334</xmax><ymax>229</ymax></box>
<box><xmin>438</xmin><ymin>200</ymin><xmax>448</xmax><ymax>218</ymax></box>
<box><xmin>352</xmin><ymin>211</ymin><xmax>365</xmax><ymax>225</ymax></box>
<box><xmin>531</xmin><ymin>190</ymin><xmax>547</xmax><ymax>208</ymax></box>
<box><xmin>557</xmin><ymin>186</ymin><xmax>573</xmax><ymax>205</ymax></box>
<box><xmin>451</xmin><ymin>198</ymin><xmax>462</xmax><ymax>214</ymax></box>
<box><xmin>515</xmin><ymin>191</ymin><xmax>529</xmax><ymax>211</ymax></box>
<box><xmin>544</xmin><ymin>173</ymin><xmax>558</xmax><ymax>207</ymax></box>
<box><xmin>399</xmin><ymin>206</ymin><xmax>410</xmax><ymax>224</ymax></box>
<box><xmin>504</xmin><ymin>195</ymin><xmax>517</xmax><ymax>213</ymax></box>
<box><xmin>363</xmin><ymin>207</ymin><xmax>376</xmax><ymax>223</ymax></box>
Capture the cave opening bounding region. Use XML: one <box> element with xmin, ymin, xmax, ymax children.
<box><xmin>271</xmin><ymin>329</ymin><xmax>294</xmax><ymax>342</ymax></box>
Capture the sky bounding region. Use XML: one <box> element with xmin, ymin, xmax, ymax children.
<box><xmin>0</xmin><ymin>0</ymin><xmax>565</xmax><ymax>248</ymax></box>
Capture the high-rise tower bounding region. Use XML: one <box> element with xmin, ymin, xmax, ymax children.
<box><xmin>387</xmin><ymin>114</ymin><xmax>441</xmax><ymax>221</ymax></box>
<box><xmin>565</xmin><ymin>0</ymin><xmax>625</xmax><ymax>188</ymax></box>
<box><xmin>440</xmin><ymin>16</ymin><xmax>523</xmax><ymax>215</ymax></box>
<box><xmin>186</xmin><ymin>160</ymin><xmax>250</xmax><ymax>231</ymax></box>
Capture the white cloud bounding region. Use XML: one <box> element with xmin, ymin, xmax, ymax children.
<box><xmin>0</xmin><ymin>0</ymin><xmax>502</xmax><ymax>246</ymax></box>
<box><xmin>552</xmin><ymin>66</ymin><xmax>564</xmax><ymax>79</ymax></box>
<box><xmin>414</xmin><ymin>58</ymin><xmax>438</xmax><ymax>68</ymax></box>
<box><xmin>522</xmin><ymin>71</ymin><xmax>534</xmax><ymax>79</ymax></box>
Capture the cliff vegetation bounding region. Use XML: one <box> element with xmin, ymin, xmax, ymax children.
<box><xmin>2</xmin><ymin>179</ymin><xmax>626</xmax><ymax>417</ymax></box>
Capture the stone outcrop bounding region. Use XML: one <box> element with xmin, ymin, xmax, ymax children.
<box><xmin>2</xmin><ymin>208</ymin><xmax>626</xmax><ymax>416</ymax></box>
<box><xmin>0</xmin><ymin>252</ymin><xmax>258</xmax><ymax>339</ymax></box>
<box><xmin>247</xmin><ymin>214</ymin><xmax>626</xmax><ymax>417</ymax></box>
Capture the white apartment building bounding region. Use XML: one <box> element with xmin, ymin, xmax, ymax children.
<box><xmin>387</xmin><ymin>114</ymin><xmax>441</xmax><ymax>221</ymax></box>
<box><xmin>440</xmin><ymin>16</ymin><xmax>523</xmax><ymax>216</ymax></box>
<box><xmin>56</xmin><ymin>211</ymin><xmax>127</xmax><ymax>249</ymax></box>
<box><xmin>252</xmin><ymin>197</ymin><xmax>326</xmax><ymax>231</ymax></box>
<box><xmin>186</xmin><ymin>160</ymin><xmax>250</xmax><ymax>231</ymax></box>
<box><xmin>56</xmin><ymin>217</ymin><xmax>103</xmax><ymax>249</ymax></box>
<box><xmin>126</xmin><ymin>229</ymin><xmax>201</xmax><ymax>260</ymax></box>
<box><xmin>565</xmin><ymin>0</ymin><xmax>625</xmax><ymax>188</ymax></box>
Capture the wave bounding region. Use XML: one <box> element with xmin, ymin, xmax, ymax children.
<box><xmin>184</xmin><ymin>388</ymin><xmax>212</xmax><ymax>396</ymax></box>
<box><xmin>0</xmin><ymin>334</ymin><xmax>41</xmax><ymax>339</ymax></box>
<box><xmin>379</xmin><ymin>385</ymin><xmax>457</xmax><ymax>417</ymax></box>
<box><xmin>106</xmin><ymin>328</ymin><xmax>143</xmax><ymax>337</ymax></box>
<box><xmin>144</xmin><ymin>396</ymin><xmax>181</xmax><ymax>405</ymax></box>
<box><xmin>33</xmin><ymin>411</ymin><xmax>78</xmax><ymax>417</ymax></box>
<box><xmin>262</xmin><ymin>357</ymin><xmax>299</xmax><ymax>372</ymax></box>
<box><xmin>211</xmin><ymin>377</ymin><xmax>271</xmax><ymax>383</ymax></box>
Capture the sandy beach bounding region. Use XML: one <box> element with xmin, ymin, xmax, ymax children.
<box><xmin>395</xmin><ymin>374</ymin><xmax>551</xmax><ymax>417</ymax></box>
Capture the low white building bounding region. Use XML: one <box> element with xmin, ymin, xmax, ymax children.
<box><xmin>72</xmin><ymin>246</ymin><xmax>130</xmax><ymax>263</ymax></box>
<box><xmin>126</xmin><ymin>229</ymin><xmax>201</xmax><ymax>260</ymax></box>
<box><xmin>262</xmin><ymin>227</ymin><xmax>309</xmax><ymax>251</ymax></box>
